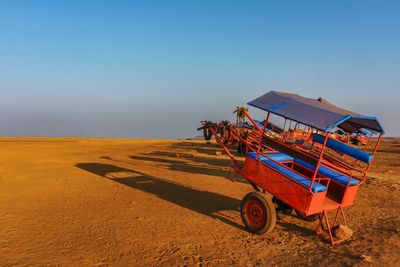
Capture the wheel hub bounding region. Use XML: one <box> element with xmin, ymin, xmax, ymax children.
<box><xmin>245</xmin><ymin>199</ymin><xmax>266</xmax><ymax>228</ymax></box>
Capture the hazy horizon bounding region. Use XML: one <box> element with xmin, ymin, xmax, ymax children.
<box><xmin>1</xmin><ymin>1</ymin><xmax>399</xmax><ymax>138</ymax></box>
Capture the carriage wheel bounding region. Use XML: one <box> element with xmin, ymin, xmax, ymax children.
<box><xmin>240</xmin><ymin>192</ymin><xmax>276</xmax><ymax>234</ymax></box>
<box><xmin>237</xmin><ymin>142</ymin><xmax>246</xmax><ymax>156</ymax></box>
<box><xmin>203</xmin><ymin>128</ymin><xmax>212</xmax><ymax>140</ymax></box>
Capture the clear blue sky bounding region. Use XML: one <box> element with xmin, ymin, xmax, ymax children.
<box><xmin>0</xmin><ymin>0</ymin><xmax>399</xmax><ymax>138</ymax></box>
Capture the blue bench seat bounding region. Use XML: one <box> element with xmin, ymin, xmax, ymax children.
<box><xmin>248</xmin><ymin>151</ymin><xmax>293</xmax><ymax>163</ymax></box>
<box><xmin>293</xmin><ymin>158</ymin><xmax>360</xmax><ymax>186</ymax></box>
<box><xmin>247</xmin><ymin>152</ymin><xmax>327</xmax><ymax>193</ymax></box>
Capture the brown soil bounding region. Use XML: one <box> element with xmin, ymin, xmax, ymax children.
<box><xmin>0</xmin><ymin>137</ymin><xmax>399</xmax><ymax>266</ymax></box>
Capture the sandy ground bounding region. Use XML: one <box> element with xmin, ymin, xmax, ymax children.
<box><xmin>0</xmin><ymin>137</ymin><xmax>399</xmax><ymax>266</ymax></box>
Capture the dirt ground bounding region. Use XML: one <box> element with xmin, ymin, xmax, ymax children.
<box><xmin>0</xmin><ymin>137</ymin><xmax>399</xmax><ymax>266</ymax></box>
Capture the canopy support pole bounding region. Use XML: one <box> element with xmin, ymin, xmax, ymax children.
<box><xmin>309</xmin><ymin>131</ymin><xmax>331</xmax><ymax>193</ymax></box>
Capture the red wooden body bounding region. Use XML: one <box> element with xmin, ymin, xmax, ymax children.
<box><xmin>242</xmin><ymin>156</ymin><xmax>359</xmax><ymax>216</ymax></box>
<box><xmin>201</xmin><ymin>104</ymin><xmax>383</xmax><ymax>244</ymax></box>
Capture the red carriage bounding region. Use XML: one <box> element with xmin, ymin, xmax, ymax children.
<box><xmin>200</xmin><ymin>91</ymin><xmax>384</xmax><ymax>244</ymax></box>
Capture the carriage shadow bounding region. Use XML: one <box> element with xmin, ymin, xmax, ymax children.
<box><xmin>377</xmin><ymin>149</ymin><xmax>400</xmax><ymax>154</ymax></box>
<box><xmin>129</xmin><ymin>152</ymin><xmax>247</xmax><ymax>183</ymax></box>
<box><xmin>174</xmin><ymin>141</ymin><xmax>225</xmax><ymax>156</ymax></box>
<box><xmin>276</xmin><ymin>221</ymin><xmax>315</xmax><ymax>237</ymax></box>
<box><xmin>75</xmin><ymin>163</ymin><xmax>245</xmax><ymax>231</ymax></box>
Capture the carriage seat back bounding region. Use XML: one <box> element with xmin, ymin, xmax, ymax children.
<box><xmin>312</xmin><ymin>133</ymin><xmax>372</xmax><ymax>164</ymax></box>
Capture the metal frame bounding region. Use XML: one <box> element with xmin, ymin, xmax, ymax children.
<box><xmin>200</xmin><ymin>107</ymin><xmax>383</xmax><ymax>245</ymax></box>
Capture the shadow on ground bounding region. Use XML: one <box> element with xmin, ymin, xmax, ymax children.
<box><xmin>174</xmin><ymin>141</ymin><xmax>229</xmax><ymax>156</ymax></box>
<box><xmin>75</xmin><ymin>163</ymin><xmax>245</xmax><ymax>231</ymax></box>
<box><xmin>129</xmin><ymin>154</ymin><xmax>247</xmax><ymax>183</ymax></box>
<box><xmin>377</xmin><ymin>149</ymin><xmax>400</xmax><ymax>154</ymax></box>
<box><xmin>276</xmin><ymin>221</ymin><xmax>315</xmax><ymax>237</ymax></box>
<box><xmin>129</xmin><ymin>148</ymin><xmax>247</xmax><ymax>183</ymax></box>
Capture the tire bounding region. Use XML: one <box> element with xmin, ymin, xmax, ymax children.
<box><xmin>240</xmin><ymin>192</ymin><xmax>276</xmax><ymax>234</ymax></box>
<box><xmin>203</xmin><ymin>128</ymin><xmax>212</xmax><ymax>140</ymax></box>
<box><xmin>217</xmin><ymin>127</ymin><xmax>224</xmax><ymax>136</ymax></box>
<box><xmin>295</xmin><ymin>210</ymin><xmax>319</xmax><ymax>222</ymax></box>
<box><xmin>237</xmin><ymin>142</ymin><xmax>246</xmax><ymax>156</ymax></box>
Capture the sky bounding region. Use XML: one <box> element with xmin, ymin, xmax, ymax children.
<box><xmin>0</xmin><ymin>0</ymin><xmax>399</xmax><ymax>138</ymax></box>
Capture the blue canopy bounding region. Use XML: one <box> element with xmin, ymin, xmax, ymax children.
<box><xmin>247</xmin><ymin>91</ymin><xmax>384</xmax><ymax>134</ymax></box>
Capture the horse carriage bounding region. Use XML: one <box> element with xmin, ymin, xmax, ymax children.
<box><xmin>200</xmin><ymin>91</ymin><xmax>384</xmax><ymax>244</ymax></box>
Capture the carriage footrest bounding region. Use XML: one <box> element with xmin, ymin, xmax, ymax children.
<box><xmin>316</xmin><ymin>207</ymin><xmax>351</xmax><ymax>245</ymax></box>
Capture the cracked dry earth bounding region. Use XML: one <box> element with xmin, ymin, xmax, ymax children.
<box><xmin>0</xmin><ymin>137</ymin><xmax>399</xmax><ymax>266</ymax></box>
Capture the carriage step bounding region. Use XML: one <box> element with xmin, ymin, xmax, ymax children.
<box><xmin>316</xmin><ymin>207</ymin><xmax>350</xmax><ymax>245</ymax></box>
